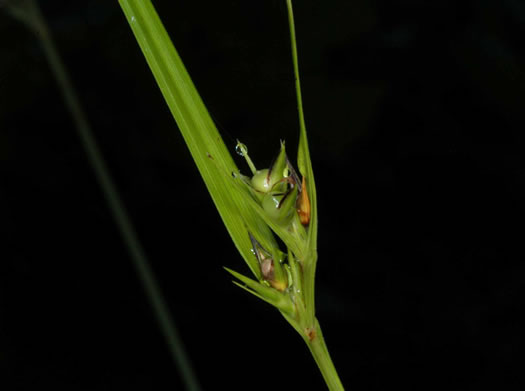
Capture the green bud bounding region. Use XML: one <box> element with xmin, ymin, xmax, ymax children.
<box><xmin>250</xmin><ymin>141</ymin><xmax>288</xmax><ymax>194</ymax></box>
<box><xmin>238</xmin><ymin>140</ymin><xmax>301</xmax><ymax>228</ymax></box>
<box><xmin>251</xmin><ymin>168</ymin><xmax>272</xmax><ymax>193</ymax></box>
<box><xmin>249</xmin><ymin>233</ymin><xmax>288</xmax><ymax>291</ymax></box>
<box><xmin>262</xmin><ymin>183</ymin><xmax>298</xmax><ymax>227</ymax></box>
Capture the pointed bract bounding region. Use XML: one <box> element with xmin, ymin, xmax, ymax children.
<box><xmin>224</xmin><ymin>268</ymin><xmax>294</xmax><ymax>315</ymax></box>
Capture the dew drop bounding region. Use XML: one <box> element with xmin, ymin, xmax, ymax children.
<box><xmin>235</xmin><ymin>142</ymin><xmax>247</xmax><ymax>157</ymax></box>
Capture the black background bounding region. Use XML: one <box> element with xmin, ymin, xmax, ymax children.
<box><xmin>2</xmin><ymin>0</ymin><xmax>525</xmax><ymax>390</ymax></box>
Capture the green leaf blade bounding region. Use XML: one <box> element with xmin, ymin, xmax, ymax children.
<box><xmin>119</xmin><ymin>0</ymin><xmax>273</xmax><ymax>278</ymax></box>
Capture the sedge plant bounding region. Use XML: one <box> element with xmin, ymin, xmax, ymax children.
<box><xmin>119</xmin><ymin>1</ymin><xmax>344</xmax><ymax>390</ymax></box>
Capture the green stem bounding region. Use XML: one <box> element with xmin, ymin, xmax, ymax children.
<box><xmin>285</xmin><ymin>0</ymin><xmax>307</xmax><ymax>140</ymax></box>
<box><xmin>7</xmin><ymin>2</ymin><xmax>201</xmax><ymax>390</ymax></box>
<box><xmin>305</xmin><ymin>319</ymin><xmax>345</xmax><ymax>391</ymax></box>
<box><xmin>284</xmin><ymin>2</ymin><xmax>343</xmax><ymax>389</ymax></box>
<box><xmin>285</xmin><ymin>0</ymin><xmax>318</xmax><ymax>326</ymax></box>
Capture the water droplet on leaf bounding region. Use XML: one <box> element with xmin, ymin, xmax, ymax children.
<box><xmin>235</xmin><ymin>143</ymin><xmax>247</xmax><ymax>157</ymax></box>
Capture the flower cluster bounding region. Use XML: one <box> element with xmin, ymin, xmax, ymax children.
<box><xmin>235</xmin><ymin>141</ymin><xmax>310</xmax><ymax>292</ymax></box>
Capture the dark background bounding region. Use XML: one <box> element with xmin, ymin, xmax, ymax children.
<box><xmin>2</xmin><ymin>0</ymin><xmax>525</xmax><ymax>390</ymax></box>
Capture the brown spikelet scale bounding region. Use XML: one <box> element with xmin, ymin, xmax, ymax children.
<box><xmin>297</xmin><ymin>176</ymin><xmax>311</xmax><ymax>225</ymax></box>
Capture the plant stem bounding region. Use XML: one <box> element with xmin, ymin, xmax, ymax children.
<box><xmin>285</xmin><ymin>0</ymin><xmax>318</xmax><ymax>326</ymax></box>
<box><xmin>305</xmin><ymin>319</ymin><xmax>345</xmax><ymax>391</ymax></box>
<box><xmin>7</xmin><ymin>2</ymin><xmax>201</xmax><ymax>390</ymax></box>
<box><xmin>285</xmin><ymin>0</ymin><xmax>307</xmax><ymax>140</ymax></box>
<box><xmin>285</xmin><ymin>2</ymin><xmax>344</xmax><ymax>389</ymax></box>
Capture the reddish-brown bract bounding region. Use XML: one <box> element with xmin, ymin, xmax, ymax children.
<box><xmin>297</xmin><ymin>176</ymin><xmax>311</xmax><ymax>226</ymax></box>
